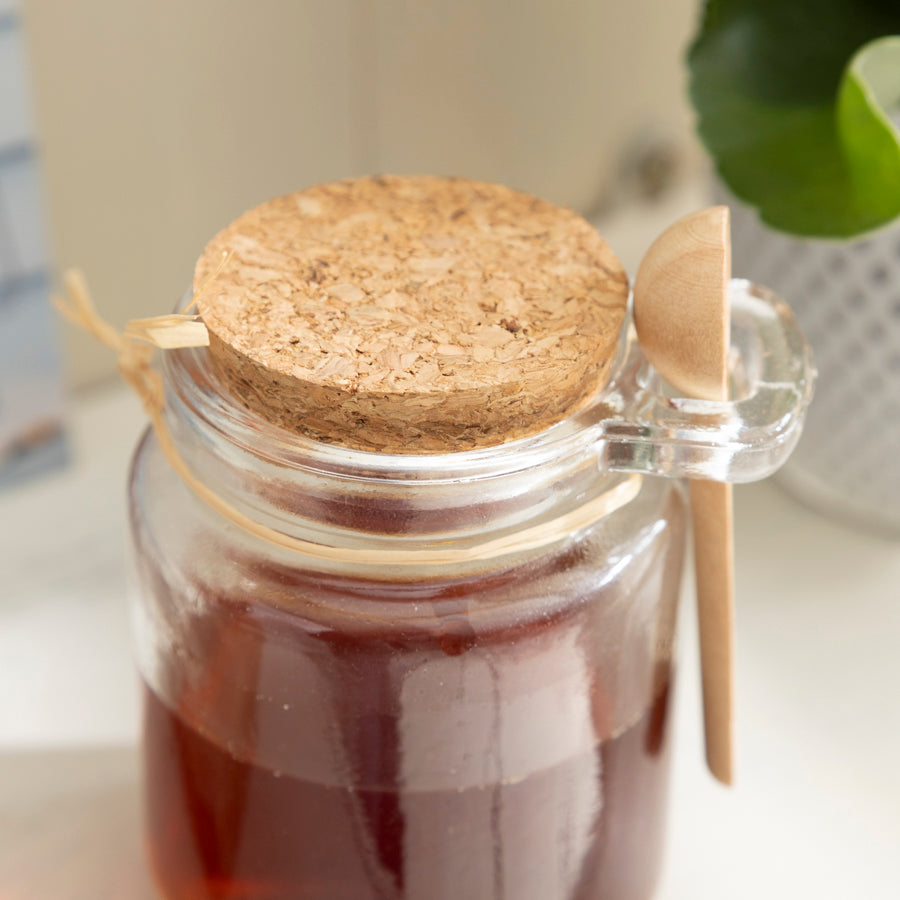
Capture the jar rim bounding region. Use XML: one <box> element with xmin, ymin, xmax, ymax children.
<box><xmin>162</xmin><ymin>302</ymin><xmax>633</xmax><ymax>486</ymax></box>
<box><xmin>163</xmin><ymin>280</ymin><xmax>816</xmax><ymax>488</ymax></box>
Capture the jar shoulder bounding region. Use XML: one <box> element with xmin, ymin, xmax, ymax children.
<box><xmin>130</xmin><ymin>429</ymin><xmax>686</xmax><ymax>637</ymax></box>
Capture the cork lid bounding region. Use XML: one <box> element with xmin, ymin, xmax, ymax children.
<box><xmin>194</xmin><ymin>175</ymin><xmax>628</xmax><ymax>453</ymax></box>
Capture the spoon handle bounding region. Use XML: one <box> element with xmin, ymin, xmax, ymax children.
<box><xmin>691</xmin><ymin>478</ymin><xmax>735</xmax><ymax>784</ymax></box>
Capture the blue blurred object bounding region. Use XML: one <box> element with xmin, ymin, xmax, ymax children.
<box><xmin>0</xmin><ymin>2</ymin><xmax>67</xmax><ymax>490</ymax></box>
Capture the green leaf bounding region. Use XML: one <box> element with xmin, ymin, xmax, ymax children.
<box><xmin>689</xmin><ymin>1</ymin><xmax>900</xmax><ymax>238</ymax></box>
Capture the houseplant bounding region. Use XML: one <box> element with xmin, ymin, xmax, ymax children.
<box><xmin>689</xmin><ymin>0</ymin><xmax>900</xmax><ymax>537</ymax></box>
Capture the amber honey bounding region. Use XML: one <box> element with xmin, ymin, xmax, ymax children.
<box><xmin>142</xmin><ymin>564</ymin><xmax>675</xmax><ymax>900</ymax></box>
<box><xmin>145</xmin><ymin>683</ymin><xmax>670</xmax><ymax>900</ymax></box>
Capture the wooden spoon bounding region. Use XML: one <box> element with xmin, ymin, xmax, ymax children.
<box><xmin>633</xmin><ymin>206</ymin><xmax>734</xmax><ymax>785</ymax></box>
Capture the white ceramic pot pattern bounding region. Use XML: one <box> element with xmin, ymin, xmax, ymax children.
<box><xmin>726</xmin><ymin>198</ymin><xmax>900</xmax><ymax>538</ymax></box>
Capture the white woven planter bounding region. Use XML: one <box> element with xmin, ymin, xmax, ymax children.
<box><xmin>726</xmin><ymin>198</ymin><xmax>900</xmax><ymax>537</ymax></box>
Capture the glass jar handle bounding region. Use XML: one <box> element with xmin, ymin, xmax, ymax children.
<box><xmin>593</xmin><ymin>279</ymin><xmax>816</xmax><ymax>483</ymax></box>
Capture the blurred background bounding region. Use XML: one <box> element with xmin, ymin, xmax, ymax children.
<box><xmin>2</xmin><ymin>2</ymin><xmax>899</xmax><ymax>899</ymax></box>
<box><xmin>24</xmin><ymin>0</ymin><xmax>699</xmax><ymax>387</ymax></box>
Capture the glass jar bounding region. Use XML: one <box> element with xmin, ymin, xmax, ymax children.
<box><xmin>128</xmin><ymin>279</ymin><xmax>812</xmax><ymax>900</ymax></box>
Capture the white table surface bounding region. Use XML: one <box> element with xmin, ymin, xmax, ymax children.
<box><xmin>1</xmin><ymin>380</ymin><xmax>898</xmax><ymax>899</ymax></box>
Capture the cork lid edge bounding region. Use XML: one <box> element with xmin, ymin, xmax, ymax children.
<box><xmin>194</xmin><ymin>175</ymin><xmax>628</xmax><ymax>453</ymax></box>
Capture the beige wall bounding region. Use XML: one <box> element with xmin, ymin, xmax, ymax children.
<box><xmin>22</xmin><ymin>0</ymin><xmax>699</xmax><ymax>387</ymax></box>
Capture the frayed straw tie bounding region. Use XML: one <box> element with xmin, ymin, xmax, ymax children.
<box><xmin>54</xmin><ymin>270</ymin><xmax>641</xmax><ymax>566</ymax></box>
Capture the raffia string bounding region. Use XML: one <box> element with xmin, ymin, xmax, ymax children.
<box><xmin>54</xmin><ymin>269</ymin><xmax>641</xmax><ymax>566</ymax></box>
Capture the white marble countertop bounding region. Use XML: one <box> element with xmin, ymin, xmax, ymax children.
<box><xmin>0</xmin><ymin>384</ymin><xmax>145</xmax><ymax>748</ymax></box>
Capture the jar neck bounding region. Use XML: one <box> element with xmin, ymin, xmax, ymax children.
<box><xmin>156</xmin><ymin>278</ymin><xmax>816</xmax><ymax>549</ymax></box>
<box><xmin>160</xmin><ymin>343</ymin><xmax>632</xmax><ymax>556</ymax></box>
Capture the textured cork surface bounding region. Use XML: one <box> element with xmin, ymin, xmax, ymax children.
<box><xmin>193</xmin><ymin>175</ymin><xmax>628</xmax><ymax>453</ymax></box>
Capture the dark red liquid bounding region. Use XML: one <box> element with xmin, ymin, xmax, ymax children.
<box><xmin>144</xmin><ymin>677</ymin><xmax>671</xmax><ymax>900</ymax></box>
<box><xmin>138</xmin><ymin>493</ymin><xmax>683</xmax><ymax>900</ymax></box>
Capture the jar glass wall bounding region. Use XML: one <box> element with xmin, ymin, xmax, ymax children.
<box><xmin>129</xmin><ymin>344</ymin><xmax>687</xmax><ymax>900</ymax></box>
